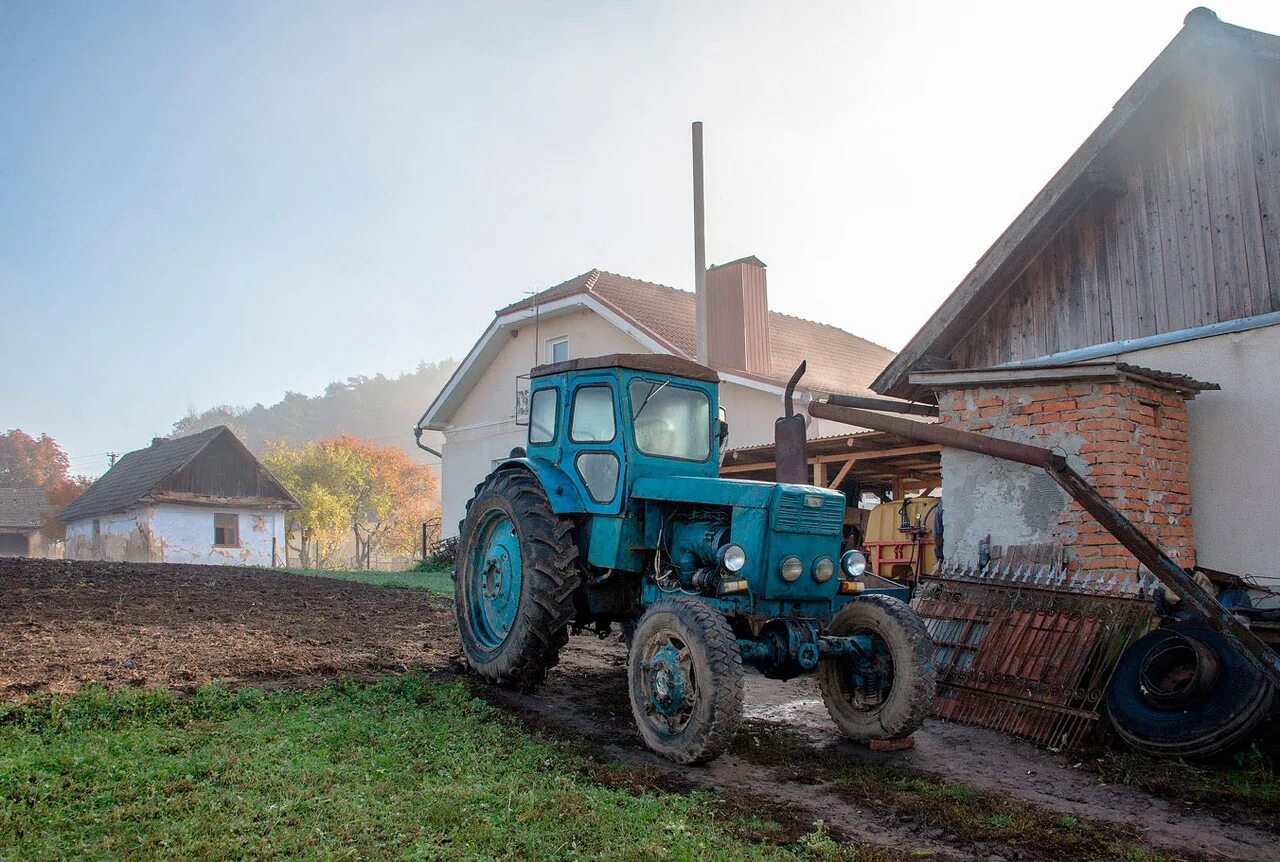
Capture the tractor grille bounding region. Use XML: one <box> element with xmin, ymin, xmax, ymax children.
<box><xmin>774</xmin><ymin>490</ymin><xmax>844</xmax><ymax>535</ymax></box>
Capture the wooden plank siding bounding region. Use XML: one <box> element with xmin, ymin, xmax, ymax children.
<box><xmin>950</xmin><ymin>58</ymin><xmax>1280</xmax><ymax>370</ymax></box>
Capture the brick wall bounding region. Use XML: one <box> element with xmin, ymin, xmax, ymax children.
<box><xmin>936</xmin><ymin>378</ymin><xmax>1195</xmax><ymax>579</ymax></box>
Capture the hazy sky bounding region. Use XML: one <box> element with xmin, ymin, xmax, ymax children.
<box><xmin>4</xmin><ymin>0</ymin><xmax>1279</xmax><ymax>475</ymax></box>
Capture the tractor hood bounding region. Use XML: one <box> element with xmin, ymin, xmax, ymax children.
<box><xmin>631</xmin><ymin>475</ymin><xmax>777</xmax><ymax>509</ymax></box>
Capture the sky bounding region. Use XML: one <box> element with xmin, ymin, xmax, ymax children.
<box><xmin>3</xmin><ymin>0</ymin><xmax>1279</xmax><ymax>477</ymax></box>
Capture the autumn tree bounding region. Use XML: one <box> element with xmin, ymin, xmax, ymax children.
<box><xmin>263</xmin><ymin>436</ymin><xmax>438</xmax><ymax>569</ymax></box>
<box><xmin>0</xmin><ymin>429</ymin><xmax>91</xmax><ymax>540</ymax></box>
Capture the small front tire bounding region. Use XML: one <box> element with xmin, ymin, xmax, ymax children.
<box><xmin>818</xmin><ymin>595</ymin><xmax>936</xmax><ymax>742</ymax></box>
<box><xmin>627</xmin><ymin>596</ymin><xmax>744</xmax><ymax>764</ymax></box>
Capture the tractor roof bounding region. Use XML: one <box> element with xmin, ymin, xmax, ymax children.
<box><xmin>531</xmin><ymin>353</ymin><xmax>720</xmax><ymax>384</ymax></box>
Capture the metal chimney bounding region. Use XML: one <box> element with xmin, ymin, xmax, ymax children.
<box><xmin>692</xmin><ymin>121</ymin><xmax>708</xmax><ymax>364</ymax></box>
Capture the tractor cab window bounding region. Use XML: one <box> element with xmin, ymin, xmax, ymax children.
<box><xmin>629</xmin><ymin>380</ymin><xmax>711</xmax><ymax>461</ymax></box>
<box><xmin>528</xmin><ymin>388</ymin><xmax>557</xmax><ymax>445</ymax></box>
<box><xmin>570</xmin><ymin>384</ymin><xmax>616</xmax><ymax>442</ymax></box>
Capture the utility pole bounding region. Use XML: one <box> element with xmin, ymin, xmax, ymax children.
<box><xmin>108</xmin><ymin>453</ymin><xmax>118</xmax><ymax>467</ymax></box>
<box><xmin>692</xmin><ymin>121</ymin><xmax>708</xmax><ymax>365</ymax></box>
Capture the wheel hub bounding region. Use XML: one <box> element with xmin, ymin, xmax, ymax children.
<box><xmin>647</xmin><ymin>644</ymin><xmax>688</xmax><ymax>718</ymax></box>
<box><xmin>466</xmin><ymin>510</ymin><xmax>523</xmax><ymax>650</ymax></box>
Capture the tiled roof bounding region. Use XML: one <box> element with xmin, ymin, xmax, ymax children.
<box><xmin>57</xmin><ymin>427</ymin><xmax>227</xmax><ymax>523</ymax></box>
<box><xmin>0</xmin><ymin>488</ymin><xmax>50</xmax><ymax>529</ymax></box>
<box><xmin>501</xmin><ymin>269</ymin><xmax>894</xmax><ymax>397</ymax></box>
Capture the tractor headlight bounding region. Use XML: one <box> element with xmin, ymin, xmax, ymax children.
<box><xmin>719</xmin><ymin>544</ymin><xmax>746</xmax><ymax>573</ymax></box>
<box><xmin>841</xmin><ymin>549</ymin><xmax>868</xmax><ymax>579</ymax></box>
<box><xmin>813</xmin><ymin>557</ymin><xmax>835</xmax><ymax>583</ymax></box>
<box><xmin>779</xmin><ymin>555</ymin><xmax>803</xmax><ymax>582</ymax></box>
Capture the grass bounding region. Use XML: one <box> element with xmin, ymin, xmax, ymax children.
<box><xmin>0</xmin><ymin>677</ymin><xmax>888</xmax><ymax>861</ymax></box>
<box><xmin>283</xmin><ymin>565</ymin><xmax>455</xmax><ymax>595</ymax></box>
<box><xmin>1094</xmin><ymin>741</ymin><xmax>1280</xmax><ymax>830</ymax></box>
<box><xmin>733</xmin><ymin>722</ymin><xmax>1177</xmax><ymax>862</ymax></box>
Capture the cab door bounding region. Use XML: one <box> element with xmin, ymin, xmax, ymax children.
<box><xmin>564</xmin><ymin>375</ymin><xmax>625</xmax><ymax>515</ymax></box>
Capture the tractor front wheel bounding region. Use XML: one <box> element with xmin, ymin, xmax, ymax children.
<box><xmin>627</xmin><ymin>597</ymin><xmax>744</xmax><ymax>764</ymax></box>
<box><xmin>455</xmin><ymin>469</ymin><xmax>580</xmax><ymax>691</ymax></box>
<box><xmin>818</xmin><ymin>595</ymin><xmax>936</xmax><ymax>743</ymax></box>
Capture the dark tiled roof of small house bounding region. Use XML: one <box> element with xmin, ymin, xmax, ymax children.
<box><xmin>0</xmin><ymin>488</ymin><xmax>50</xmax><ymax>529</ymax></box>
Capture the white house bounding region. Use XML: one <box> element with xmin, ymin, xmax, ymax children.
<box><xmin>60</xmin><ymin>426</ymin><xmax>298</xmax><ymax>566</ymax></box>
<box><xmin>418</xmin><ymin>257</ymin><xmax>897</xmax><ymax>537</ymax></box>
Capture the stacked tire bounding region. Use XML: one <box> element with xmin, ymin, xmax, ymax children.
<box><xmin>1106</xmin><ymin>621</ymin><xmax>1274</xmax><ymax>759</ymax></box>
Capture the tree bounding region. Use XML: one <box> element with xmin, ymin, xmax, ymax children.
<box><xmin>263</xmin><ymin>436</ymin><xmax>438</xmax><ymax>569</ymax></box>
<box><xmin>0</xmin><ymin>429</ymin><xmax>91</xmax><ymax>541</ymax></box>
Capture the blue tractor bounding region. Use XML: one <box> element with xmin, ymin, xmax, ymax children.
<box><xmin>455</xmin><ymin>354</ymin><xmax>935</xmax><ymax>763</ymax></box>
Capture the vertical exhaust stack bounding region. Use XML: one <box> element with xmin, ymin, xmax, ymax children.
<box><xmin>692</xmin><ymin>121</ymin><xmax>708</xmax><ymax>365</ymax></box>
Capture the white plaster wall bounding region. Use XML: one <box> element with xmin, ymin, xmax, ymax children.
<box><xmin>1117</xmin><ymin>323</ymin><xmax>1280</xmax><ymax>588</ymax></box>
<box><xmin>150</xmin><ymin>504</ymin><xmax>285</xmax><ymax>566</ymax></box>
<box><xmin>65</xmin><ymin>508</ymin><xmax>153</xmax><ymax>561</ymax></box>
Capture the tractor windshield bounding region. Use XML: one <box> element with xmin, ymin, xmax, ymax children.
<box><xmin>629</xmin><ymin>380</ymin><xmax>711</xmax><ymax>461</ymax></box>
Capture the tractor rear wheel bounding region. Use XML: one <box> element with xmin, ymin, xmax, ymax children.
<box><xmin>455</xmin><ymin>469</ymin><xmax>580</xmax><ymax>692</ymax></box>
<box><xmin>818</xmin><ymin>595</ymin><xmax>936</xmax><ymax>743</ymax></box>
<box><xmin>627</xmin><ymin>596</ymin><xmax>744</xmax><ymax>764</ymax></box>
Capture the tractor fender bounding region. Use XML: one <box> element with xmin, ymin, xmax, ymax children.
<box><xmin>494</xmin><ymin>457</ymin><xmax>586</xmax><ymax>515</ymax></box>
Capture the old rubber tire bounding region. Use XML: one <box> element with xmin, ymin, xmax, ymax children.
<box><xmin>627</xmin><ymin>596</ymin><xmax>744</xmax><ymax>764</ymax></box>
<box><xmin>456</xmin><ymin>469</ymin><xmax>580</xmax><ymax>692</ymax></box>
<box><xmin>818</xmin><ymin>595</ymin><xmax>936</xmax><ymax>742</ymax></box>
<box><xmin>1106</xmin><ymin>621</ymin><xmax>1274</xmax><ymax>759</ymax></box>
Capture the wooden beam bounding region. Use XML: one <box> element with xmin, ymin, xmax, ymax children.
<box><xmin>827</xmin><ymin>457</ymin><xmax>857</xmax><ymax>489</ymax></box>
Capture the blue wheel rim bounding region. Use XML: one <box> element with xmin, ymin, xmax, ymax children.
<box><xmin>467</xmin><ymin>509</ymin><xmax>523</xmax><ymax>651</ymax></box>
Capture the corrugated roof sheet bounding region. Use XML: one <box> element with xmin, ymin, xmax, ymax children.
<box><xmin>58</xmin><ymin>427</ymin><xmax>227</xmax><ymax>523</ymax></box>
<box><xmin>501</xmin><ymin>269</ymin><xmax>895</xmax><ymax>397</ymax></box>
<box><xmin>0</xmin><ymin>488</ymin><xmax>50</xmax><ymax>529</ymax></box>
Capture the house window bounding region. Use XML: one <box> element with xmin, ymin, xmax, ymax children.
<box><xmin>546</xmin><ymin>336</ymin><xmax>569</xmax><ymax>364</ymax></box>
<box><xmin>214</xmin><ymin>513</ymin><xmax>239</xmax><ymax>547</ymax></box>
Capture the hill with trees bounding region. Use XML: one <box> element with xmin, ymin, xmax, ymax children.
<box><xmin>171</xmin><ymin>360</ymin><xmax>458</xmax><ymax>463</ymax></box>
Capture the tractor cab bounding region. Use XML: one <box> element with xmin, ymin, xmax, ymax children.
<box><xmin>521</xmin><ymin>354</ymin><xmax>724</xmax><ymax>512</ymax></box>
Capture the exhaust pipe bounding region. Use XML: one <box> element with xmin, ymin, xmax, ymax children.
<box><xmin>774</xmin><ymin>362</ymin><xmax>808</xmax><ymax>484</ymax></box>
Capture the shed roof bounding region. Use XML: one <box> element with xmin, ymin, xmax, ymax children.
<box><xmin>873</xmin><ymin>9</ymin><xmax>1280</xmax><ymax>398</ymax></box>
<box><xmin>0</xmin><ymin>488</ymin><xmax>50</xmax><ymax>529</ymax></box>
<box><xmin>58</xmin><ymin>427</ymin><xmax>298</xmax><ymax>523</ymax></box>
<box><xmin>908</xmin><ymin>361</ymin><xmax>1219</xmax><ymax>399</ymax></box>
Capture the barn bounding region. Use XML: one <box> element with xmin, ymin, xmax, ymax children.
<box><xmin>59</xmin><ymin>426</ymin><xmax>299</xmax><ymax>565</ymax></box>
<box><xmin>873</xmin><ymin>9</ymin><xmax>1280</xmax><ymax>593</ymax></box>
<box><xmin>0</xmin><ymin>488</ymin><xmax>53</xmax><ymax>558</ymax></box>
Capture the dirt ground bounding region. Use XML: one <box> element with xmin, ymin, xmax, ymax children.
<box><xmin>0</xmin><ymin>557</ymin><xmax>454</xmax><ymax>698</ymax></box>
<box><xmin>482</xmin><ymin>637</ymin><xmax>1279</xmax><ymax>862</ymax></box>
<box><xmin>3</xmin><ymin>558</ymin><xmax>1273</xmax><ymax>860</ymax></box>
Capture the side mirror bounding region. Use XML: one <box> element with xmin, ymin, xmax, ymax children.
<box><xmin>717</xmin><ymin>407</ymin><xmax>730</xmax><ymax>448</ymax></box>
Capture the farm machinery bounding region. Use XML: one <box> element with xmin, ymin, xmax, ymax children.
<box><xmin>451</xmin><ymin>354</ymin><xmax>934</xmax><ymax>763</ymax></box>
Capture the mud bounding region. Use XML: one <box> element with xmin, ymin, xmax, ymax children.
<box><xmin>0</xmin><ymin>557</ymin><xmax>456</xmax><ymax>699</ymax></box>
<box><xmin>481</xmin><ymin>636</ymin><xmax>1278</xmax><ymax>862</ymax></box>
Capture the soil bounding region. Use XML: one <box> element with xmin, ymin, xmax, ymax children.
<box><xmin>0</xmin><ymin>557</ymin><xmax>456</xmax><ymax>699</ymax></box>
<box><xmin>479</xmin><ymin>636</ymin><xmax>1280</xmax><ymax>862</ymax></box>
<box><xmin>3</xmin><ymin>558</ymin><xmax>1272</xmax><ymax>860</ymax></box>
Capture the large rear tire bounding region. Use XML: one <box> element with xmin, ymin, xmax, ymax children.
<box><xmin>455</xmin><ymin>469</ymin><xmax>580</xmax><ymax>692</ymax></box>
<box><xmin>627</xmin><ymin>596</ymin><xmax>744</xmax><ymax>764</ymax></box>
<box><xmin>818</xmin><ymin>595</ymin><xmax>936</xmax><ymax>742</ymax></box>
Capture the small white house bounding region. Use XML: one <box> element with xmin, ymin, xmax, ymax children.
<box><xmin>59</xmin><ymin>426</ymin><xmax>299</xmax><ymax>566</ymax></box>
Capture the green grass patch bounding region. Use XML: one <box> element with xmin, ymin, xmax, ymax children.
<box><xmin>733</xmin><ymin>722</ymin><xmax>1177</xmax><ymax>862</ymax></box>
<box><xmin>283</xmin><ymin>566</ymin><xmax>455</xmax><ymax>595</ymax></box>
<box><xmin>1095</xmin><ymin>744</ymin><xmax>1280</xmax><ymax>830</ymax></box>
<box><xmin>0</xmin><ymin>678</ymin><xmax>889</xmax><ymax>861</ymax></box>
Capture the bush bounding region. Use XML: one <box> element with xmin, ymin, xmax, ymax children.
<box><xmin>417</xmin><ymin>535</ymin><xmax>458</xmax><ymax>571</ymax></box>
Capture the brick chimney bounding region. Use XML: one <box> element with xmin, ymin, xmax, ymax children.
<box><xmin>706</xmin><ymin>256</ymin><xmax>771</xmax><ymax>374</ymax></box>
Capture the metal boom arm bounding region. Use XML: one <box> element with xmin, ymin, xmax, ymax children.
<box><xmin>807</xmin><ymin>400</ymin><xmax>1280</xmax><ymax>689</ymax></box>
